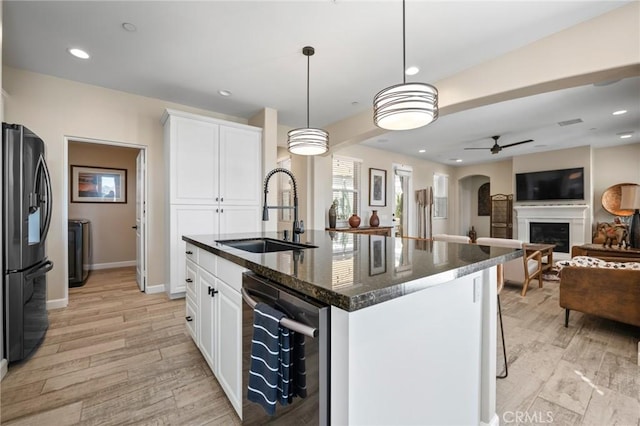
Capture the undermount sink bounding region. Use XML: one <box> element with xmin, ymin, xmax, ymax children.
<box><xmin>216</xmin><ymin>237</ymin><xmax>318</xmax><ymax>253</ymax></box>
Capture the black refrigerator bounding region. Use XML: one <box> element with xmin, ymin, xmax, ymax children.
<box><xmin>2</xmin><ymin>123</ymin><xmax>54</xmax><ymax>363</ymax></box>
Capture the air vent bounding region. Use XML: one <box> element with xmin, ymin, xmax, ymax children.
<box><xmin>558</xmin><ymin>118</ymin><xmax>583</xmax><ymax>127</ymax></box>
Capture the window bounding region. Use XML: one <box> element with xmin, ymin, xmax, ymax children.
<box><xmin>433</xmin><ymin>173</ymin><xmax>448</xmax><ymax>219</ymax></box>
<box><xmin>332</xmin><ymin>156</ymin><xmax>361</xmax><ymax>225</ymax></box>
<box><xmin>277</xmin><ymin>157</ymin><xmax>292</xmax><ymax>222</ymax></box>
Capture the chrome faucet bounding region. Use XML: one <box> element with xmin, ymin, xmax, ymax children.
<box><xmin>262</xmin><ymin>168</ymin><xmax>305</xmax><ymax>243</ymax></box>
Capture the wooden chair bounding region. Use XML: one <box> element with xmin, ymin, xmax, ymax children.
<box><xmin>475</xmin><ymin>237</ymin><xmax>543</xmax><ymax>296</ymax></box>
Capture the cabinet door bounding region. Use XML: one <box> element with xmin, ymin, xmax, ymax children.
<box><xmin>216</xmin><ymin>280</ymin><xmax>243</xmax><ymax>416</ymax></box>
<box><xmin>219</xmin><ymin>126</ymin><xmax>262</xmax><ymax>206</ymax></box>
<box><xmin>169</xmin><ymin>205</ymin><xmax>217</xmax><ymax>296</ymax></box>
<box><xmin>198</xmin><ymin>267</ymin><xmax>217</xmax><ymax>373</ymax></box>
<box><xmin>219</xmin><ymin>205</ymin><xmax>261</xmax><ymax>235</ymax></box>
<box><xmin>170</xmin><ymin>116</ymin><xmax>220</xmax><ymax>204</ymax></box>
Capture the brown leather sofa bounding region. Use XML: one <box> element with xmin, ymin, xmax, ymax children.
<box><xmin>559</xmin><ymin>265</ymin><xmax>640</xmax><ymax>327</ymax></box>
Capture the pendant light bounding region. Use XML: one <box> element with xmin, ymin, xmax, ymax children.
<box><xmin>288</xmin><ymin>46</ymin><xmax>329</xmax><ymax>156</ymax></box>
<box><xmin>373</xmin><ymin>0</ymin><xmax>438</xmax><ymax>131</ymax></box>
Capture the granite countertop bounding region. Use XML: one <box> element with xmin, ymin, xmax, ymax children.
<box><xmin>183</xmin><ymin>230</ymin><xmax>522</xmax><ymax>312</ymax></box>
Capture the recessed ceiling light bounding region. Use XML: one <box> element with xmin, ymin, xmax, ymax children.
<box><xmin>418</xmin><ymin>149</ymin><xmax>426</xmax><ymax>153</ymax></box>
<box><xmin>405</xmin><ymin>66</ymin><xmax>420</xmax><ymax>76</ymax></box>
<box><xmin>122</xmin><ymin>22</ymin><xmax>137</xmax><ymax>32</ymax></box>
<box><xmin>68</xmin><ymin>48</ymin><xmax>90</xmax><ymax>59</ymax></box>
<box><xmin>612</xmin><ymin>110</ymin><xmax>627</xmax><ymax>115</ymax></box>
<box><xmin>218</xmin><ymin>90</ymin><xmax>232</xmax><ymax>97</ymax></box>
<box><xmin>620</xmin><ymin>134</ymin><xmax>633</xmax><ymax>139</ymax></box>
<box><xmin>455</xmin><ymin>159</ymin><xmax>463</xmax><ymax>163</ymax></box>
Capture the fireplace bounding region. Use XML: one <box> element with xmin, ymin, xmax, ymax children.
<box><xmin>514</xmin><ymin>205</ymin><xmax>589</xmax><ymax>260</ymax></box>
<box><xmin>530</xmin><ymin>222</ymin><xmax>570</xmax><ymax>253</ymax></box>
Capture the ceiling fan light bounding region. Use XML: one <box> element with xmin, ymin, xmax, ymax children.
<box><xmin>287</xmin><ymin>128</ymin><xmax>329</xmax><ymax>156</ymax></box>
<box><xmin>373</xmin><ymin>82</ymin><xmax>438</xmax><ymax>130</ymax></box>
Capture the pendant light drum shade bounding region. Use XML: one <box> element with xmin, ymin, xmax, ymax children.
<box><xmin>373</xmin><ymin>82</ymin><xmax>438</xmax><ymax>130</ymax></box>
<box><xmin>288</xmin><ymin>127</ymin><xmax>329</xmax><ymax>156</ymax></box>
<box><xmin>373</xmin><ymin>0</ymin><xmax>439</xmax><ymax>131</ymax></box>
<box><xmin>287</xmin><ymin>46</ymin><xmax>329</xmax><ymax>156</ymax></box>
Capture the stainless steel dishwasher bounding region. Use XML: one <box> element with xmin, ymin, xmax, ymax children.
<box><xmin>241</xmin><ymin>272</ymin><xmax>330</xmax><ymax>425</ymax></box>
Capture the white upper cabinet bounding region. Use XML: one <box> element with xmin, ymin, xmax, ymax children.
<box><xmin>163</xmin><ymin>109</ymin><xmax>261</xmax><ymax>206</ymax></box>
<box><xmin>169</xmin><ymin>116</ymin><xmax>220</xmax><ymax>204</ymax></box>
<box><xmin>219</xmin><ymin>126</ymin><xmax>262</xmax><ymax>206</ymax></box>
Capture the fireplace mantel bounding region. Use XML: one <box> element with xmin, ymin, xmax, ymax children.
<box><xmin>513</xmin><ymin>205</ymin><xmax>589</xmax><ymax>260</ymax></box>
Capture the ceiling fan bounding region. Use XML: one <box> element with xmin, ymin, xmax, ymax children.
<box><xmin>465</xmin><ymin>135</ymin><xmax>534</xmax><ymax>155</ymax></box>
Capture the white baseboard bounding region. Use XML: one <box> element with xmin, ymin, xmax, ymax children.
<box><xmin>145</xmin><ymin>284</ymin><xmax>165</xmax><ymax>294</ymax></box>
<box><xmin>91</xmin><ymin>261</ymin><xmax>136</xmax><ymax>270</ymax></box>
<box><xmin>0</xmin><ymin>358</ymin><xmax>8</xmax><ymax>381</ymax></box>
<box><xmin>481</xmin><ymin>413</ymin><xmax>500</xmax><ymax>426</ymax></box>
<box><xmin>47</xmin><ymin>298</ymin><xmax>68</xmax><ymax>310</ymax></box>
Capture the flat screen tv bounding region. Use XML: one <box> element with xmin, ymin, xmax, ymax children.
<box><xmin>516</xmin><ymin>167</ymin><xmax>584</xmax><ymax>201</ymax></box>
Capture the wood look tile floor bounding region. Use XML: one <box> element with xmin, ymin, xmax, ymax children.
<box><xmin>497</xmin><ymin>279</ymin><xmax>640</xmax><ymax>426</ymax></box>
<box><xmin>0</xmin><ymin>267</ymin><xmax>240</xmax><ymax>426</ymax></box>
<box><xmin>2</xmin><ymin>268</ymin><xmax>639</xmax><ymax>425</ymax></box>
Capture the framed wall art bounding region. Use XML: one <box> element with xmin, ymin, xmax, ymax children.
<box><xmin>369</xmin><ymin>235</ymin><xmax>387</xmax><ymax>276</ymax></box>
<box><xmin>369</xmin><ymin>168</ymin><xmax>387</xmax><ymax>207</ymax></box>
<box><xmin>71</xmin><ymin>165</ymin><xmax>127</xmax><ymax>203</ymax></box>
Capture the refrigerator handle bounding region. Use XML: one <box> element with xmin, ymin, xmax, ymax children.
<box><xmin>25</xmin><ymin>260</ymin><xmax>54</xmax><ymax>281</ymax></box>
<box><xmin>36</xmin><ymin>154</ymin><xmax>53</xmax><ymax>242</ymax></box>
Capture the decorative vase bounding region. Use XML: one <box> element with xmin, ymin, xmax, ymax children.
<box><xmin>328</xmin><ymin>202</ymin><xmax>337</xmax><ymax>229</ymax></box>
<box><xmin>369</xmin><ymin>210</ymin><xmax>380</xmax><ymax>227</ymax></box>
<box><xmin>468</xmin><ymin>226</ymin><xmax>477</xmax><ymax>243</ymax></box>
<box><xmin>348</xmin><ymin>214</ymin><xmax>361</xmax><ymax>228</ymax></box>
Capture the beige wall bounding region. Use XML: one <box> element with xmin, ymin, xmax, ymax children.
<box><xmin>592</xmin><ymin>143</ymin><xmax>640</xmax><ymax>229</ymax></box>
<box><xmin>459</xmin><ymin>175</ymin><xmax>491</xmax><ymax>238</ymax></box>
<box><xmin>3</xmin><ymin>66</ymin><xmax>252</xmax><ymax>303</ymax></box>
<box><xmin>332</xmin><ymin>144</ymin><xmax>454</xmax><ymax>236</ymax></box>
<box><xmin>68</xmin><ymin>142</ymin><xmax>138</xmax><ymax>266</ymax></box>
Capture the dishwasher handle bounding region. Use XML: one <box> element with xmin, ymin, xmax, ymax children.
<box><xmin>241</xmin><ymin>287</ymin><xmax>318</xmax><ymax>339</ymax></box>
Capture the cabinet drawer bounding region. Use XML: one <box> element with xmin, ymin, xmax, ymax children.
<box><xmin>185</xmin><ymin>259</ymin><xmax>198</xmax><ymax>301</ymax></box>
<box><xmin>185</xmin><ymin>299</ymin><xmax>198</xmax><ymax>342</ymax></box>
<box><xmin>217</xmin><ymin>256</ymin><xmax>246</xmax><ymax>293</ymax></box>
<box><xmin>185</xmin><ymin>243</ymin><xmax>198</xmax><ymax>263</ymax></box>
<box><xmin>199</xmin><ymin>249</ymin><xmax>217</xmax><ymax>275</ymax></box>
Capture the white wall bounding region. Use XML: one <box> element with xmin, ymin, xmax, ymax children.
<box><xmin>2</xmin><ymin>67</ymin><xmax>254</xmax><ymax>303</ymax></box>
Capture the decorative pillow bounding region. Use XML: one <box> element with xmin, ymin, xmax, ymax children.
<box><xmin>555</xmin><ymin>256</ymin><xmax>640</xmax><ymax>271</ymax></box>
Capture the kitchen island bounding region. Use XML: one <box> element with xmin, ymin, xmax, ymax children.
<box><xmin>183</xmin><ymin>230</ymin><xmax>521</xmax><ymax>426</ymax></box>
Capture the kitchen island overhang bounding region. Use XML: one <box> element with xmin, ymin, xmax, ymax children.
<box><xmin>183</xmin><ymin>230</ymin><xmax>520</xmax><ymax>425</ymax></box>
<box><xmin>183</xmin><ymin>230</ymin><xmax>521</xmax><ymax>312</ymax></box>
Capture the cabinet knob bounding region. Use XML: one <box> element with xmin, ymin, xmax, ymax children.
<box><xmin>207</xmin><ymin>286</ymin><xmax>213</xmax><ymax>295</ymax></box>
<box><xmin>186</xmin><ymin>250</ymin><xmax>193</xmax><ymax>255</ymax></box>
<box><xmin>220</xmin><ymin>208</ymin><xmax>224</xmax><ymax>213</ymax></box>
<box><xmin>185</xmin><ymin>278</ymin><xmax>193</xmax><ymax>283</ymax></box>
<box><xmin>185</xmin><ymin>316</ymin><xmax>193</xmax><ymax>322</ymax></box>
<box><xmin>221</xmin><ymin>197</ymin><xmax>224</xmax><ymax>202</ymax></box>
<box><xmin>216</xmin><ymin>197</ymin><xmax>219</xmax><ymax>202</ymax></box>
<box><xmin>211</xmin><ymin>289</ymin><xmax>219</xmax><ymax>297</ymax></box>
<box><xmin>216</xmin><ymin>208</ymin><xmax>219</xmax><ymax>213</ymax></box>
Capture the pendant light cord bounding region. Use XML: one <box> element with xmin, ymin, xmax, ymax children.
<box><xmin>307</xmin><ymin>53</ymin><xmax>310</xmax><ymax>128</ymax></box>
<box><xmin>402</xmin><ymin>0</ymin><xmax>406</xmax><ymax>84</ymax></box>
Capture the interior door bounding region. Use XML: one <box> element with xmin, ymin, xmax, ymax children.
<box><xmin>135</xmin><ymin>150</ymin><xmax>146</xmax><ymax>291</ymax></box>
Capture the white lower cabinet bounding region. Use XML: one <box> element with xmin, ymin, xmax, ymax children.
<box><xmin>216</xmin><ymin>280</ymin><xmax>243</xmax><ymax>414</ymax></box>
<box><xmin>198</xmin><ymin>267</ymin><xmax>217</xmax><ymax>372</ymax></box>
<box><xmin>185</xmin><ymin>248</ymin><xmax>244</xmax><ymax>418</ymax></box>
